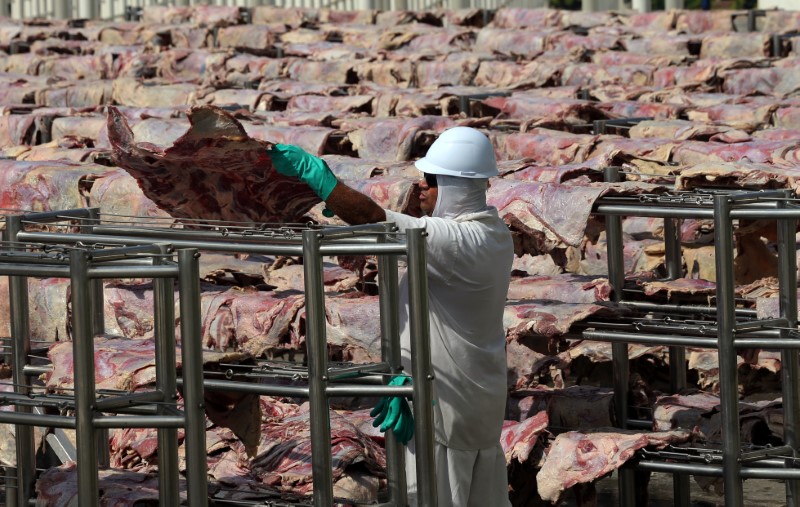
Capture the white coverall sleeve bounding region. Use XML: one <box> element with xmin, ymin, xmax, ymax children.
<box><xmin>384</xmin><ymin>210</ymin><xmax>457</xmax><ymax>284</ymax></box>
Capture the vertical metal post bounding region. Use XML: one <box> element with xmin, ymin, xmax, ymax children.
<box><xmin>53</xmin><ymin>0</ymin><xmax>71</xmax><ymax>18</ymax></box>
<box><xmin>78</xmin><ymin>0</ymin><xmax>98</xmax><ymax>19</ymax></box>
<box><xmin>663</xmin><ymin>218</ymin><xmax>682</xmax><ymax>280</ymax></box>
<box><xmin>5</xmin><ymin>215</ymin><xmax>34</xmax><ymax>507</ymax></box>
<box><xmin>777</xmin><ymin>195</ymin><xmax>800</xmax><ymax>507</ymax></box>
<box><xmin>406</xmin><ymin>228</ymin><xmax>437</xmax><ymax>507</ymax></box>
<box><xmin>70</xmin><ymin>249</ymin><xmax>99</xmax><ymax>507</ymax></box>
<box><xmin>301</xmin><ymin>230</ymin><xmax>334</xmax><ymax>507</ymax></box>
<box><xmin>582</xmin><ymin>0</ymin><xmax>597</xmax><ymax>11</ymax></box>
<box><xmin>664</xmin><ymin>0</ymin><xmax>684</xmax><ymax>7</ymax></box>
<box><xmin>0</xmin><ymin>0</ymin><xmax>10</xmax><ymax>18</ymax></box>
<box><xmin>378</xmin><ymin>223</ymin><xmax>407</xmax><ymax>507</ymax></box>
<box><xmin>747</xmin><ymin>10</ymin><xmax>757</xmax><ymax>32</ymax></box>
<box><xmin>84</xmin><ymin>210</ymin><xmax>110</xmax><ymax>469</ymax></box>
<box><xmin>603</xmin><ymin>167</ymin><xmax>636</xmax><ymax>507</ymax></box>
<box><xmin>713</xmin><ymin>196</ymin><xmax>744</xmax><ymax>507</ymax></box>
<box><xmin>663</xmin><ymin>214</ymin><xmax>690</xmax><ymax>504</ymax></box>
<box><xmin>177</xmin><ymin>249</ymin><xmax>208</xmax><ymax>507</ymax></box>
<box><xmin>154</xmin><ymin>246</ymin><xmax>180</xmax><ymax>507</ymax></box>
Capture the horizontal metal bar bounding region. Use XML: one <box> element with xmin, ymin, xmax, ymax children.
<box><xmin>18</xmin><ymin>231</ymin><xmax>409</xmax><ymax>257</ymax></box>
<box><xmin>94</xmin><ymin>390</ymin><xmax>165</xmax><ymax>412</ymax></box>
<box><xmin>622</xmin><ymin>301</ymin><xmax>758</xmax><ymax>317</ymax></box>
<box><xmin>594</xmin><ymin>203</ymin><xmax>793</xmax><ymax>219</ymax></box>
<box><xmin>636</xmin><ymin>460</ymin><xmax>800</xmax><ymax>479</ymax></box>
<box><xmin>87</xmin><ymin>265</ymin><xmax>179</xmax><ymax>279</ymax></box>
<box><xmin>0</xmin><ymin>411</ymin><xmax>75</xmax><ymax>428</ymax></box>
<box><xmin>583</xmin><ymin>329</ymin><xmax>800</xmax><ymax>349</ymax></box>
<box><xmin>195</xmin><ymin>378</ymin><xmax>414</xmax><ymax>397</ymax></box>
<box><xmin>93</xmin><ymin>414</ymin><xmax>185</xmax><ymax>429</ymax></box>
<box><xmin>0</xmin><ymin>264</ymin><xmax>70</xmax><ymax>277</ymax></box>
<box><xmin>626</xmin><ymin>418</ymin><xmax>652</xmax><ymax>429</ymax></box>
<box><xmin>22</xmin><ymin>208</ymin><xmax>98</xmax><ymax>223</ymax></box>
<box><xmin>88</xmin><ymin>244</ymin><xmax>168</xmax><ymax>261</ymax></box>
<box><xmin>735</xmin><ymin>318</ymin><xmax>789</xmax><ymax>333</ymax></box>
<box><xmin>23</xmin><ymin>365</ymin><xmax>51</xmax><ymax>376</ymax></box>
<box><xmin>740</xmin><ymin>445</ymin><xmax>795</xmax><ymax>463</ymax></box>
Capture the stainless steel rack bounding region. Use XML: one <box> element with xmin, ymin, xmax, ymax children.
<box><xmin>2</xmin><ymin>209</ymin><xmax>438</xmax><ymax>507</ymax></box>
<box><xmin>588</xmin><ymin>166</ymin><xmax>800</xmax><ymax>507</ymax></box>
<box><xmin>0</xmin><ymin>209</ymin><xmax>207</xmax><ymax>507</ymax></box>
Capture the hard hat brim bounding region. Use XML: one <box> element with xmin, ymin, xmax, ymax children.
<box><xmin>414</xmin><ymin>157</ymin><xmax>496</xmax><ymax>178</ymax></box>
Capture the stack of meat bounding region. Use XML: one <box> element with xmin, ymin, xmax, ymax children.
<box><xmin>0</xmin><ymin>4</ymin><xmax>798</xmax><ymax>505</ymax></box>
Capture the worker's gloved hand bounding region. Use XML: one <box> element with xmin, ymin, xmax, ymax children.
<box><xmin>370</xmin><ymin>375</ymin><xmax>414</xmax><ymax>445</ymax></box>
<box><xmin>268</xmin><ymin>143</ymin><xmax>338</xmax><ymax>200</ymax></box>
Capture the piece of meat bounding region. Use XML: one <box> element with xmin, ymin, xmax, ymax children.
<box><xmin>251</xmin><ymin>403</ymin><xmax>386</xmax><ymax>496</ymax></box>
<box><xmin>107</xmin><ymin>104</ymin><xmax>321</xmax><ymax>223</ymax></box>
<box><xmin>493</xmin><ymin>130</ymin><xmax>597</xmax><ymax>165</ymax></box>
<box><xmin>500</xmin><ymin>411</ymin><xmax>549</xmax><ymax>464</ymax></box>
<box><xmin>504</xmin><ymin>301</ymin><xmax>621</xmax><ymax>339</ymax></box>
<box><xmin>536</xmin><ymin>429</ymin><xmax>692</xmax><ymax>504</ymax></box>
<box><xmin>35</xmin><ymin>462</ymin><xmax>196</xmax><ymax>506</ymax></box>
<box><xmin>507</xmin><ymin>275</ymin><xmax>611</xmax><ymax>304</ymax></box>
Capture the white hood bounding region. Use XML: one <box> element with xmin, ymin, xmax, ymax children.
<box><xmin>431</xmin><ymin>175</ymin><xmax>490</xmax><ymax>219</ymax></box>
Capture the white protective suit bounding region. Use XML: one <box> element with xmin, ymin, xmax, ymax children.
<box><xmin>384</xmin><ymin>175</ymin><xmax>514</xmax><ymax>507</ymax></box>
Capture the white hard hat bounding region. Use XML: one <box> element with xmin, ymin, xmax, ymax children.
<box><xmin>414</xmin><ymin>126</ymin><xmax>498</xmax><ymax>178</ymax></box>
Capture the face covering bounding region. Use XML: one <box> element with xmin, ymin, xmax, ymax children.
<box><xmin>431</xmin><ymin>175</ymin><xmax>490</xmax><ymax>219</ymax></box>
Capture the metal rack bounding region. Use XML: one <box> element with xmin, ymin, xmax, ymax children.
<box><xmin>588</xmin><ymin>166</ymin><xmax>800</xmax><ymax>507</ymax></box>
<box><xmin>2</xmin><ymin>209</ymin><xmax>438</xmax><ymax>507</ymax></box>
<box><xmin>0</xmin><ymin>209</ymin><xmax>207</xmax><ymax>507</ymax></box>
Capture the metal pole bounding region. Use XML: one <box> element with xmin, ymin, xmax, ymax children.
<box><xmin>53</xmin><ymin>0</ymin><xmax>72</xmax><ymax>18</ymax></box>
<box><xmin>663</xmin><ymin>218</ymin><xmax>682</xmax><ymax>280</ymax></box>
<box><xmin>582</xmin><ymin>0</ymin><xmax>597</xmax><ymax>11</ymax></box>
<box><xmin>378</xmin><ymin>223</ymin><xmax>407</xmax><ymax>507</ymax></box>
<box><xmin>85</xmin><ymin>216</ymin><xmax>111</xmax><ymax>471</ymax></box>
<box><xmin>70</xmin><ymin>250</ymin><xmax>99</xmax><ymax>507</ymax></box>
<box><xmin>154</xmin><ymin>247</ymin><xmax>180</xmax><ymax>507</ymax></box>
<box><xmin>662</xmin><ymin>215</ymin><xmax>691</xmax><ymax>504</ymax></box>
<box><xmin>5</xmin><ymin>216</ymin><xmax>35</xmax><ymax>507</ymax></box>
<box><xmin>302</xmin><ymin>230</ymin><xmax>334</xmax><ymax>507</ymax></box>
<box><xmin>777</xmin><ymin>194</ymin><xmax>800</xmax><ymax>507</ymax></box>
<box><xmin>406</xmin><ymin>229</ymin><xmax>437</xmax><ymax>507</ymax></box>
<box><xmin>177</xmin><ymin>249</ymin><xmax>208</xmax><ymax>507</ymax></box>
<box><xmin>713</xmin><ymin>195</ymin><xmax>744</xmax><ymax>507</ymax></box>
<box><xmin>664</xmin><ymin>0</ymin><xmax>683</xmax><ymax>7</ymax></box>
<box><xmin>603</xmin><ymin>167</ymin><xmax>636</xmax><ymax>507</ymax></box>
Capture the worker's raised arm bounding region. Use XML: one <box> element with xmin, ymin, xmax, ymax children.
<box><xmin>269</xmin><ymin>144</ymin><xmax>385</xmax><ymax>226</ymax></box>
<box><xmin>324</xmin><ymin>182</ymin><xmax>385</xmax><ymax>225</ymax></box>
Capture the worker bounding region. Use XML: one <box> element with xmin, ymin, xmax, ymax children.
<box><xmin>269</xmin><ymin>126</ymin><xmax>514</xmax><ymax>507</ymax></box>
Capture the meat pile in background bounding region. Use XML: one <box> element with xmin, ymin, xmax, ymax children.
<box><xmin>0</xmin><ymin>4</ymin><xmax>797</xmax><ymax>505</ymax></box>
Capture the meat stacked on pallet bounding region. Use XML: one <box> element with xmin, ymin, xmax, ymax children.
<box><xmin>0</xmin><ymin>4</ymin><xmax>799</xmax><ymax>506</ymax></box>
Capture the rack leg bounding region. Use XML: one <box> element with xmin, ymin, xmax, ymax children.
<box><xmin>178</xmin><ymin>249</ymin><xmax>208</xmax><ymax>507</ymax></box>
<box><xmin>70</xmin><ymin>250</ymin><xmax>99</xmax><ymax>507</ymax></box>
<box><xmin>154</xmin><ymin>248</ymin><xmax>180</xmax><ymax>506</ymax></box>
<box><xmin>407</xmin><ymin>229</ymin><xmax>437</xmax><ymax>507</ymax></box>
<box><xmin>603</xmin><ymin>167</ymin><xmax>636</xmax><ymax>507</ymax></box>
<box><xmin>777</xmin><ymin>200</ymin><xmax>800</xmax><ymax>507</ymax></box>
<box><xmin>713</xmin><ymin>196</ymin><xmax>744</xmax><ymax>507</ymax></box>
<box><xmin>302</xmin><ymin>232</ymin><xmax>334</xmax><ymax>507</ymax></box>
<box><xmin>378</xmin><ymin>225</ymin><xmax>408</xmax><ymax>507</ymax></box>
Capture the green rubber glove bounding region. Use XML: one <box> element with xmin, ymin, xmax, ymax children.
<box><xmin>370</xmin><ymin>375</ymin><xmax>414</xmax><ymax>445</ymax></box>
<box><xmin>269</xmin><ymin>143</ymin><xmax>338</xmax><ymax>200</ymax></box>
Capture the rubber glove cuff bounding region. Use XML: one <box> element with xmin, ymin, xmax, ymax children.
<box><xmin>270</xmin><ymin>143</ymin><xmax>338</xmax><ymax>200</ymax></box>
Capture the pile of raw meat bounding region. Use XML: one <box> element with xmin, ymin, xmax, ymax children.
<box><xmin>0</xmin><ymin>4</ymin><xmax>798</xmax><ymax>505</ymax></box>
